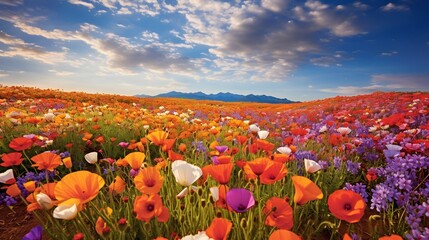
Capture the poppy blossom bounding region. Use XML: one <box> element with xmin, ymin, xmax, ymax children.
<box><xmin>6</xmin><ymin>183</ymin><xmax>21</xmax><ymax>197</ymax></box>
<box><xmin>133</xmin><ymin>194</ymin><xmax>164</xmax><ymax>222</ymax></box>
<box><xmin>327</xmin><ymin>189</ymin><xmax>366</xmax><ymax>223</ymax></box>
<box><xmin>134</xmin><ymin>166</ymin><xmax>164</xmax><ymax>194</ymax></box>
<box><xmin>378</xmin><ymin>235</ymin><xmax>403</xmax><ymax>240</ymax></box>
<box><xmin>260</xmin><ymin>161</ymin><xmax>287</xmax><ymax>185</ymax></box>
<box><xmin>304</xmin><ymin>159</ymin><xmax>321</xmax><ymax>173</ymax></box>
<box><xmin>263</xmin><ymin>197</ymin><xmax>293</xmax><ymax>229</ymax></box>
<box><xmin>269</xmin><ymin>229</ymin><xmax>301</xmax><ymax>240</ymax></box>
<box><xmin>108</xmin><ymin>176</ymin><xmax>126</xmax><ymax>195</ymax></box>
<box><xmin>147</xmin><ymin>130</ymin><xmax>168</xmax><ymax>146</ymax></box>
<box><xmin>26</xmin><ymin>183</ymin><xmax>57</xmax><ymax>212</ymax></box>
<box><xmin>9</xmin><ymin>137</ymin><xmax>33</xmax><ymax>151</ymax></box>
<box><xmin>205</xmin><ymin>217</ymin><xmax>232</xmax><ymax>240</ymax></box>
<box><xmin>95</xmin><ymin>207</ymin><xmax>112</xmax><ymax>235</ymax></box>
<box><xmin>172</xmin><ymin>160</ymin><xmax>202</xmax><ymax>187</ymax></box>
<box><xmin>243</xmin><ymin>157</ymin><xmax>271</xmax><ymax>179</ymax></box>
<box><xmin>277</xmin><ymin>146</ymin><xmax>292</xmax><ymax>154</ymax></box>
<box><xmin>62</xmin><ymin>157</ymin><xmax>72</xmax><ymax>169</ymax></box>
<box><xmin>1</xmin><ymin>152</ymin><xmax>23</xmax><ymax>167</ymax></box>
<box><xmin>53</xmin><ymin>203</ymin><xmax>78</xmax><ymax>220</ymax></box>
<box><xmin>292</xmin><ymin>176</ymin><xmax>323</xmax><ymax>205</ymax></box>
<box><xmin>84</xmin><ymin>152</ymin><xmax>98</xmax><ymax>164</ymax></box>
<box><xmin>0</xmin><ymin>169</ymin><xmax>15</xmax><ymax>184</ymax></box>
<box><xmin>204</xmin><ymin>163</ymin><xmax>233</xmax><ymax>185</ymax></box>
<box><xmin>31</xmin><ymin>152</ymin><xmax>62</xmax><ymax>172</ymax></box>
<box><xmin>210</xmin><ymin>185</ymin><xmax>229</xmax><ymax>209</ymax></box>
<box><xmin>124</xmin><ymin>152</ymin><xmax>145</xmax><ymax>170</ymax></box>
<box><xmin>258</xmin><ymin>130</ymin><xmax>269</xmax><ymax>139</ymax></box>
<box><xmin>226</xmin><ymin>188</ymin><xmax>255</xmax><ymax>213</ymax></box>
<box><xmin>55</xmin><ymin>171</ymin><xmax>105</xmax><ymax>210</ymax></box>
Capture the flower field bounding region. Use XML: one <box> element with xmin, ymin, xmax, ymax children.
<box><xmin>0</xmin><ymin>85</ymin><xmax>428</xmax><ymax>240</ymax></box>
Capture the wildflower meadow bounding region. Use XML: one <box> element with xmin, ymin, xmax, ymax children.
<box><xmin>0</xmin><ymin>85</ymin><xmax>428</xmax><ymax>240</ymax></box>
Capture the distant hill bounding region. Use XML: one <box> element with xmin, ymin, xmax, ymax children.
<box><xmin>135</xmin><ymin>91</ymin><xmax>297</xmax><ymax>104</ymax></box>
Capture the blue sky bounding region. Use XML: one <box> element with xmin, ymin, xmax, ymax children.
<box><xmin>0</xmin><ymin>0</ymin><xmax>428</xmax><ymax>101</ymax></box>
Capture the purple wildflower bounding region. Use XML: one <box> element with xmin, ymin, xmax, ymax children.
<box><xmin>226</xmin><ymin>188</ymin><xmax>255</xmax><ymax>213</ymax></box>
<box><xmin>22</xmin><ymin>225</ymin><xmax>43</xmax><ymax>240</ymax></box>
<box><xmin>346</xmin><ymin>160</ymin><xmax>360</xmax><ymax>175</ymax></box>
<box><xmin>344</xmin><ymin>183</ymin><xmax>368</xmax><ymax>203</ymax></box>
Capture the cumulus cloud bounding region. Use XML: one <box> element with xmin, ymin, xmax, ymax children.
<box><xmin>172</xmin><ymin>0</ymin><xmax>362</xmax><ymax>82</ymax></box>
<box><xmin>320</xmin><ymin>74</ymin><xmax>429</xmax><ymax>95</ymax></box>
<box><xmin>68</xmin><ymin>0</ymin><xmax>94</xmax><ymax>9</ymax></box>
<box><xmin>381</xmin><ymin>3</ymin><xmax>409</xmax><ymax>12</ymax></box>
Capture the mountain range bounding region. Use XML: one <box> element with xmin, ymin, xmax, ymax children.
<box><xmin>135</xmin><ymin>91</ymin><xmax>296</xmax><ymax>104</ymax></box>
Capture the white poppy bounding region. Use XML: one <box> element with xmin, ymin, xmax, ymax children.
<box><xmin>36</xmin><ymin>193</ymin><xmax>54</xmax><ymax>210</ymax></box>
<box><xmin>304</xmin><ymin>159</ymin><xmax>321</xmax><ymax>173</ymax></box>
<box><xmin>84</xmin><ymin>152</ymin><xmax>98</xmax><ymax>164</ymax></box>
<box><xmin>0</xmin><ymin>169</ymin><xmax>14</xmax><ymax>184</ymax></box>
<box><xmin>257</xmin><ymin>130</ymin><xmax>269</xmax><ymax>139</ymax></box>
<box><xmin>319</xmin><ymin>125</ymin><xmax>328</xmax><ymax>133</ymax></box>
<box><xmin>209</xmin><ymin>186</ymin><xmax>219</xmax><ymax>202</ymax></box>
<box><xmin>181</xmin><ymin>231</ymin><xmax>212</xmax><ymax>240</ymax></box>
<box><xmin>172</xmin><ymin>160</ymin><xmax>202</xmax><ymax>187</ymax></box>
<box><xmin>277</xmin><ymin>146</ymin><xmax>292</xmax><ymax>154</ymax></box>
<box><xmin>337</xmin><ymin>127</ymin><xmax>352</xmax><ymax>135</ymax></box>
<box><xmin>249</xmin><ymin>124</ymin><xmax>260</xmax><ymax>133</ymax></box>
<box><xmin>53</xmin><ymin>204</ymin><xmax>78</xmax><ymax>220</ymax></box>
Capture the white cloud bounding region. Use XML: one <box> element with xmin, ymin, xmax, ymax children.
<box><xmin>320</xmin><ymin>74</ymin><xmax>429</xmax><ymax>95</ymax></box>
<box><xmin>0</xmin><ymin>72</ymin><xmax>10</xmax><ymax>78</ymax></box>
<box><xmin>0</xmin><ymin>0</ymin><xmax>23</xmax><ymax>6</ymax></box>
<box><xmin>0</xmin><ymin>32</ymin><xmax>25</xmax><ymax>45</ymax></box>
<box><xmin>261</xmin><ymin>0</ymin><xmax>288</xmax><ymax>12</ymax></box>
<box><xmin>0</xmin><ymin>45</ymin><xmax>66</xmax><ymax>64</ymax></box>
<box><xmin>381</xmin><ymin>51</ymin><xmax>398</xmax><ymax>56</ymax></box>
<box><xmin>353</xmin><ymin>2</ymin><xmax>369</xmax><ymax>10</ymax></box>
<box><xmin>117</xmin><ymin>7</ymin><xmax>132</xmax><ymax>14</ymax></box>
<box><xmin>381</xmin><ymin>3</ymin><xmax>409</xmax><ymax>12</ymax></box>
<box><xmin>68</xmin><ymin>0</ymin><xmax>94</xmax><ymax>9</ymax></box>
<box><xmin>48</xmin><ymin>70</ymin><xmax>75</xmax><ymax>76</ymax></box>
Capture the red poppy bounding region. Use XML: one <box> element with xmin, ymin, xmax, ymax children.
<box><xmin>260</xmin><ymin>162</ymin><xmax>287</xmax><ymax>184</ymax></box>
<box><xmin>205</xmin><ymin>163</ymin><xmax>233</xmax><ymax>185</ymax></box>
<box><xmin>327</xmin><ymin>189</ymin><xmax>366</xmax><ymax>223</ymax></box>
<box><xmin>263</xmin><ymin>197</ymin><xmax>293</xmax><ymax>229</ymax></box>
<box><xmin>205</xmin><ymin>217</ymin><xmax>232</xmax><ymax>240</ymax></box>
<box><xmin>243</xmin><ymin>157</ymin><xmax>270</xmax><ymax>179</ymax></box>
<box><xmin>1</xmin><ymin>152</ymin><xmax>23</xmax><ymax>167</ymax></box>
<box><xmin>9</xmin><ymin>137</ymin><xmax>33</xmax><ymax>151</ymax></box>
<box><xmin>133</xmin><ymin>194</ymin><xmax>165</xmax><ymax>222</ymax></box>
<box><xmin>269</xmin><ymin>229</ymin><xmax>301</xmax><ymax>240</ymax></box>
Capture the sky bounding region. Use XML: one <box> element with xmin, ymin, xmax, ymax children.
<box><xmin>0</xmin><ymin>0</ymin><xmax>428</xmax><ymax>101</ymax></box>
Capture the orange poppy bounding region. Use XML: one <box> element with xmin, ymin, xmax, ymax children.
<box><xmin>134</xmin><ymin>166</ymin><xmax>164</xmax><ymax>194</ymax></box>
<box><xmin>269</xmin><ymin>229</ymin><xmax>301</xmax><ymax>240</ymax></box>
<box><xmin>108</xmin><ymin>176</ymin><xmax>126</xmax><ymax>195</ymax></box>
<box><xmin>260</xmin><ymin>161</ymin><xmax>287</xmax><ymax>185</ymax></box>
<box><xmin>217</xmin><ymin>156</ymin><xmax>232</xmax><ymax>164</ymax></box>
<box><xmin>9</xmin><ymin>137</ymin><xmax>33</xmax><ymax>151</ymax></box>
<box><xmin>133</xmin><ymin>194</ymin><xmax>164</xmax><ymax>222</ymax></box>
<box><xmin>213</xmin><ymin>185</ymin><xmax>229</xmax><ymax>209</ymax></box>
<box><xmin>26</xmin><ymin>182</ymin><xmax>57</xmax><ymax>212</ymax></box>
<box><xmin>243</xmin><ymin>157</ymin><xmax>271</xmax><ymax>179</ymax></box>
<box><xmin>235</xmin><ymin>135</ymin><xmax>248</xmax><ymax>145</ymax></box>
<box><xmin>124</xmin><ymin>152</ymin><xmax>145</xmax><ymax>170</ymax></box>
<box><xmin>168</xmin><ymin>150</ymin><xmax>183</xmax><ymax>161</ymax></box>
<box><xmin>6</xmin><ymin>183</ymin><xmax>21</xmax><ymax>197</ymax></box>
<box><xmin>62</xmin><ymin>157</ymin><xmax>72</xmax><ymax>169</ymax></box>
<box><xmin>1</xmin><ymin>152</ymin><xmax>23</xmax><ymax>167</ymax></box>
<box><xmin>147</xmin><ymin>130</ymin><xmax>168</xmax><ymax>146</ymax></box>
<box><xmin>378</xmin><ymin>235</ymin><xmax>403</xmax><ymax>240</ymax></box>
<box><xmin>291</xmin><ymin>176</ymin><xmax>323</xmax><ymax>205</ymax></box>
<box><xmin>343</xmin><ymin>233</ymin><xmax>352</xmax><ymax>240</ymax></box>
<box><xmin>327</xmin><ymin>189</ymin><xmax>366</xmax><ymax>223</ymax></box>
<box><xmin>271</xmin><ymin>154</ymin><xmax>291</xmax><ymax>164</ymax></box>
<box><xmin>178</xmin><ymin>143</ymin><xmax>187</xmax><ymax>152</ymax></box>
<box><xmin>95</xmin><ymin>207</ymin><xmax>112</xmax><ymax>235</ymax></box>
<box><xmin>205</xmin><ymin>163</ymin><xmax>233</xmax><ymax>185</ymax></box>
<box><xmin>161</xmin><ymin>139</ymin><xmax>175</xmax><ymax>152</ymax></box>
<box><xmin>205</xmin><ymin>217</ymin><xmax>232</xmax><ymax>240</ymax></box>
<box><xmin>263</xmin><ymin>197</ymin><xmax>293</xmax><ymax>229</ymax></box>
<box><xmin>31</xmin><ymin>152</ymin><xmax>62</xmax><ymax>172</ymax></box>
<box><xmin>55</xmin><ymin>171</ymin><xmax>105</xmax><ymax>210</ymax></box>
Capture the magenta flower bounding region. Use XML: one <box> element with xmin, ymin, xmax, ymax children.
<box><xmin>215</xmin><ymin>145</ymin><xmax>228</xmax><ymax>154</ymax></box>
<box><xmin>226</xmin><ymin>188</ymin><xmax>255</xmax><ymax>213</ymax></box>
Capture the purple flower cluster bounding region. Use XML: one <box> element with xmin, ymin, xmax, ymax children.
<box><xmin>344</xmin><ymin>182</ymin><xmax>368</xmax><ymax>202</ymax></box>
<box><xmin>346</xmin><ymin>160</ymin><xmax>360</xmax><ymax>175</ymax></box>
